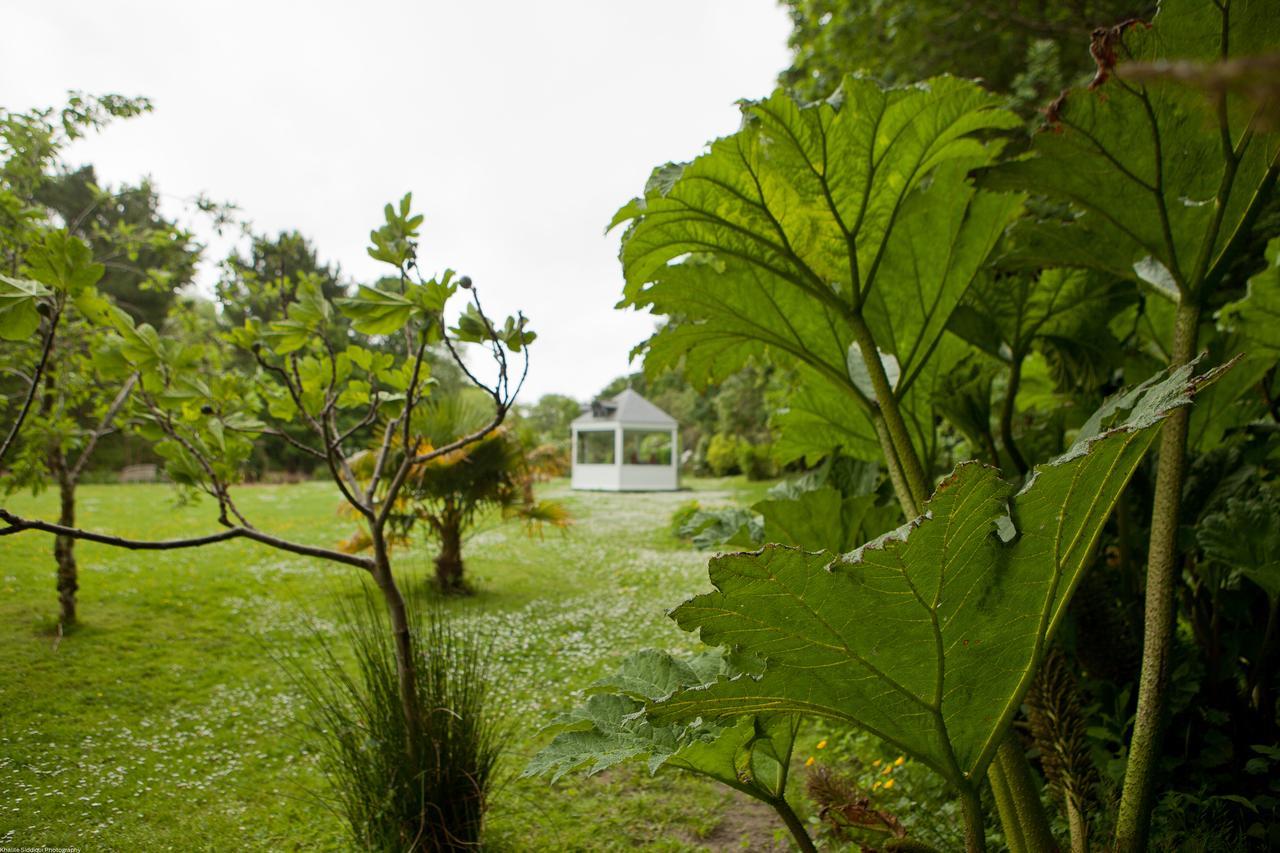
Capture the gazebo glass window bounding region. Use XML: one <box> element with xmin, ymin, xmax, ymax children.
<box><xmin>577</xmin><ymin>431</ymin><xmax>615</xmax><ymax>464</ymax></box>
<box><xmin>622</xmin><ymin>429</ymin><xmax>672</xmax><ymax>465</ymax></box>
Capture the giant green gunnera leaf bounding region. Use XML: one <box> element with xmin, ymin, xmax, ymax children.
<box><xmin>978</xmin><ymin>0</ymin><xmax>1280</xmax><ymax>299</ymax></box>
<box><xmin>615</xmin><ymin>75</ymin><xmax>1023</xmax><ymax>464</ymax></box>
<box><xmin>525</xmin><ymin>649</ymin><xmax>799</xmax><ymax>803</ymax></box>
<box><xmin>651</xmin><ymin>361</ymin><xmax>1224</xmax><ymax>787</ymax></box>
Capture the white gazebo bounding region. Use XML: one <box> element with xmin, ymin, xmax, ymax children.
<box><xmin>571</xmin><ymin>389</ymin><xmax>679</xmax><ymax>491</ymax></box>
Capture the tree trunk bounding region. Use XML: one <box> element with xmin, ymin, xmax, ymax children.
<box><xmin>434</xmin><ymin>511</ymin><xmax>466</xmax><ymax>593</ymax></box>
<box><xmin>370</xmin><ymin>535</ymin><xmax>423</xmax><ymax>756</ymax></box>
<box><xmin>55</xmin><ymin>472</ymin><xmax>77</xmax><ymax>625</ymax></box>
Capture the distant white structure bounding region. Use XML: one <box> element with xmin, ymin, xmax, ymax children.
<box><xmin>571</xmin><ymin>389</ymin><xmax>680</xmax><ymax>491</ymax></box>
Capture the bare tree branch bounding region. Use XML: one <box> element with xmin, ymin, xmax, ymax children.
<box><xmin>69</xmin><ymin>372</ymin><xmax>138</xmax><ymax>482</ymax></box>
<box><xmin>228</xmin><ymin>424</ymin><xmax>327</xmax><ymax>461</ymax></box>
<box><xmin>0</xmin><ymin>508</ymin><xmax>375</xmax><ymax>570</ymax></box>
<box><xmin>0</xmin><ymin>304</ymin><xmax>61</xmax><ymax>468</ymax></box>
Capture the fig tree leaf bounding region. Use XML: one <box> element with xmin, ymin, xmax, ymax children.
<box><xmin>0</xmin><ymin>275</ymin><xmax>50</xmax><ymax>341</ymax></box>
<box><xmin>24</xmin><ymin>231</ymin><xmax>104</xmax><ymax>294</ymax></box>
<box><xmin>336</xmin><ymin>285</ymin><xmax>414</xmax><ymax>335</ymax></box>
<box><xmin>652</xmin><ymin>361</ymin><xmax>1225</xmax><ymax>787</ymax></box>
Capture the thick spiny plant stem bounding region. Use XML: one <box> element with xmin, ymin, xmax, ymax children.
<box><xmin>873</xmin><ymin>412</ymin><xmax>920</xmax><ymax>519</ymax></box>
<box><xmin>850</xmin><ymin>315</ymin><xmax>928</xmax><ymax>511</ymax></box>
<box><xmin>853</xmin><ymin>317</ymin><xmax>1053</xmax><ymax>851</ymax></box>
<box><xmin>769</xmin><ymin>797</ymin><xmax>818</xmax><ymax>853</ymax></box>
<box><xmin>997</xmin><ymin>736</ymin><xmax>1057</xmax><ymax>851</ymax></box>
<box><xmin>958</xmin><ymin>784</ymin><xmax>989</xmax><ymax>853</ymax></box>
<box><xmin>1115</xmin><ymin>301</ymin><xmax>1202</xmax><ymax>853</ymax></box>
<box><xmin>989</xmin><ymin>758</ymin><xmax>1026</xmax><ymax>853</ymax></box>
<box><xmin>1000</xmin><ymin>356</ymin><xmax>1029</xmax><ymax>475</ymax></box>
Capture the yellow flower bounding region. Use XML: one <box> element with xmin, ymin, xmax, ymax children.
<box><xmin>872</xmin><ymin>781</ymin><xmax>882</xmax><ymax>790</ymax></box>
<box><xmin>894</xmin><ymin>755</ymin><xmax>905</xmax><ymax>766</ymax></box>
<box><xmin>884</xmin><ymin>778</ymin><xmax>895</xmax><ymax>790</ymax></box>
<box><xmin>881</xmin><ymin>764</ymin><xmax>893</xmax><ymax>775</ymax></box>
<box><xmin>871</xmin><ymin>759</ymin><xmax>882</xmax><ymax>767</ymax></box>
<box><xmin>805</xmin><ymin>756</ymin><xmax>815</xmax><ymax>766</ymax></box>
<box><xmin>816</xmin><ymin>739</ymin><xmax>827</xmax><ymax>750</ymax></box>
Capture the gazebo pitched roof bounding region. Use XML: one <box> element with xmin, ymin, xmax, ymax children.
<box><xmin>572</xmin><ymin>388</ymin><xmax>677</xmax><ymax>428</ymax></box>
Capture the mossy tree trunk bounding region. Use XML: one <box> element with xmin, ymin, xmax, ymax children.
<box><xmin>54</xmin><ymin>464</ymin><xmax>77</xmax><ymax>626</ymax></box>
<box><xmin>434</xmin><ymin>502</ymin><xmax>466</xmax><ymax>594</ymax></box>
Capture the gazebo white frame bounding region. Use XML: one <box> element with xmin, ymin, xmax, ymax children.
<box><xmin>570</xmin><ymin>389</ymin><xmax>679</xmax><ymax>491</ymax></box>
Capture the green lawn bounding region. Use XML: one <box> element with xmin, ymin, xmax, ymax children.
<box><xmin>0</xmin><ymin>477</ymin><xmax>801</xmax><ymax>851</ymax></box>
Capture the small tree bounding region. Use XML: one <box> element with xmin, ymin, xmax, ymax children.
<box><xmin>0</xmin><ymin>95</ymin><xmax>182</xmax><ymax>625</ymax></box>
<box><xmin>1</xmin><ymin>194</ymin><xmax>534</xmax><ymax>844</ymax></box>
<box><xmin>347</xmin><ymin>390</ymin><xmax>569</xmax><ymax>593</ymax></box>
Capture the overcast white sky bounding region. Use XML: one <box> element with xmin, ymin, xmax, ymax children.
<box><xmin>1</xmin><ymin>0</ymin><xmax>793</xmax><ymax>401</ymax></box>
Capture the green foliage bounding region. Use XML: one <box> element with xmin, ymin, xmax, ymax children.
<box><xmin>0</xmin><ymin>274</ymin><xmax>49</xmax><ymax>340</ymax></box>
<box><xmin>735</xmin><ymin>441</ymin><xmax>776</xmax><ymax>481</ymax></box>
<box><xmin>525</xmin><ymin>649</ymin><xmax>808</xmax><ymax>847</ymax></box>
<box><xmin>754</xmin><ymin>485</ymin><xmax>896</xmax><ymax>555</ymax></box>
<box><xmin>597</xmin><ymin>361</ymin><xmax>787</xmax><ymax>474</ymax></box>
<box><xmin>517</xmin><ymin>392</ymin><xmax>581</xmax><ymax>450</ymax></box>
<box><xmin>704</xmin><ymin>432</ymin><xmax>741</xmax><ymax>476</ymax></box>
<box><xmin>37</xmin><ymin>166</ymin><xmax>199</xmax><ymax>327</ymax></box>
<box><xmin>972</xmin><ymin>7</ymin><xmax>1280</xmax><ymax>845</ymax></box>
<box><xmin>342</xmin><ymin>390</ymin><xmax>568</xmax><ymax>590</ymax></box>
<box><xmin>951</xmin><ymin>269</ymin><xmax>1134</xmax><ymax>393</ymax></box>
<box><xmin>1199</xmin><ymin>488</ymin><xmax>1280</xmax><ymax>602</ymax></box>
<box><xmin>0</xmin><ymin>95</ymin><xmax>195</xmax><ymax>499</ymax></box>
<box><xmin>114</xmin><ymin>192</ymin><xmax>505</xmax><ymax>498</ymax></box>
<box><xmin>805</xmin><ymin>734</ymin><xmax>962</xmax><ymax>851</ymax></box>
<box><xmin>1220</xmin><ymin>237</ymin><xmax>1280</xmax><ymax>357</ymax></box>
<box><xmin>650</xmin><ymin>364</ymin><xmax>1218</xmax><ymax>788</ymax></box>
<box><xmin>669</xmin><ymin>499</ymin><xmax>702</xmax><ymax>538</ymax></box>
<box><xmin>778</xmin><ymin>1</ymin><xmax>1148</xmax><ymax>102</ymax></box>
<box><xmin>675</xmin><ymin>504</ymin><xmax>761</xmax><ymax>551</ymax></box>
<box><xmin>673</xmin><ymin>455</ymin><xmax>897</xmax><ymax>554</ymax></box>
<box><xmin>216</xmin><ymin>230</ymin><xmax>346</xmax><ymax>335</ymax></box>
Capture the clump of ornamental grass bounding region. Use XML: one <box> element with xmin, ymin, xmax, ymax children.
<box><xmin>292</xmin><ymin>586</ymin><xmax>505</xmax><ymax>852</ymax></box>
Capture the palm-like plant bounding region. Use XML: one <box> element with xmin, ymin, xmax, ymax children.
<box><xmin>345</xmin><ymin>391</ymin><xmax>568</xmax><ymax>592</ymax></box>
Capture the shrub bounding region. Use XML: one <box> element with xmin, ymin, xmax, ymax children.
<box><xmin>294</xmin><ymin>588</ymin><xmax>505</xmax><ymax>852</ymax></box>
<box><xmin>705</xmin><ymin>433</ymin><xmax>741</xmax><ymax>476</ymax></box>
<box><xmin>736</xmin><ymin>441</ymin><xmax>777</xmax><ymax>481</ymax></box>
